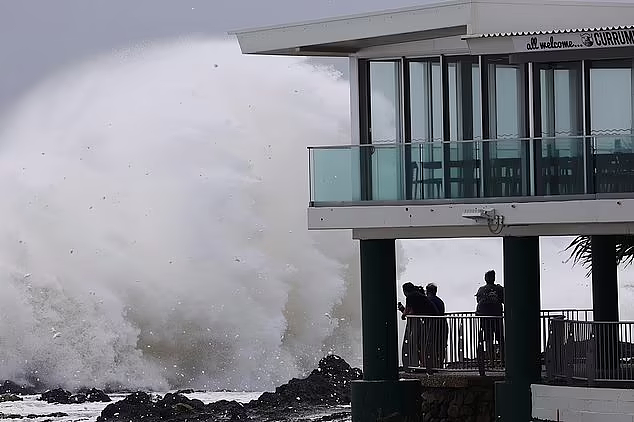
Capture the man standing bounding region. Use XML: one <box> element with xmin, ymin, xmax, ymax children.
<box><xmin>426</xmin><ymin>283</ymin><xmax>448</xmax><ymax>369</ymax></box>
<box><xmin>475</xmin><ymin>270</ymin><xmax>505</xmax><ymax>365</ymax></box>
<box><xmin>426</xmin><ymin>283</ymin><xmax>445</xmax><ymax>316</ymax></box>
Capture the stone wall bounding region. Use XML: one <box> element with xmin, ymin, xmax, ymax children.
<box><xmin>402</xmin><ymin>372</ymin><xmax>498</xmax><ymax>422</ymax></box>
<box><xmin>420</xmin><ymin>386</ymin><xmax>494</xmax><ymax>422</ymax></box>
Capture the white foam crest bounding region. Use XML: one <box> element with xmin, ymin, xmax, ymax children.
<box><xmin>0</xmin><ymin>38</ymin><xmax>362</xmax><ymax>391</ymax></box>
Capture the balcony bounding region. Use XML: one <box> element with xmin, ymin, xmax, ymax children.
<box><xmin>309</xmin><ymin>135</ymin><xmax>634</xmax><ymax>205</ymax></box>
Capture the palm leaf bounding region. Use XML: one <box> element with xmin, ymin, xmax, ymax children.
<box><xmin>566</xmin><ymin>235</ymin><xmax>634</xmax><ymax>277</ymax></box>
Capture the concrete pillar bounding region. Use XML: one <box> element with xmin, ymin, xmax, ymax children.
<box><xmin>496</xmin><ymin>236</ymin><xmax>541</xmax><ymax>421</ymax></box>
<box><xmin>351</xmin><ymin>239</ymin><xmax>420</xmax><ymax>422</ymax></box>
<box><xmin>591</xmin><ymin>235</ymin><xmax>619</xmax><ymax>322</ymax></box>
<box><xmin>591</xmin><ymin>235</ymin><xmax>619</xmax><ymax>378</ymax></box>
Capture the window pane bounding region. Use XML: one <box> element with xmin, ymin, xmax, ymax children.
<box><xmin>538</xmin><ymin>63</ymin><xmax>584</xmax><ymax>196</ymax></box>
<box><xmin>590</xmin><ymin>66</ymin><xmax>631</xmax><ymax>136</ymax></box>
<box><xmin>409</xmin><ymin>61</ymin><xmax>442</xmax><ymax>142</ymax></box>
<box><xmin>370</xmin><ymin>61</ymin><xmax>401</xmax><ymax>143</ymax></box>
<box><xmin>409</xmin><ymin>60</ymin><xmax>443</xmax><ymax>199</ymax></box>
<box><xmin>492</xmin><ymin>64</ymin><xmax>522</xmax><ymax>140</ymax></box>
<box><xmin>486</xmin><ymin>63</ymin><xmax>527</xmax><ymax>197</ymax></box>
<box><xmin>590</xmin><ymin>63</ymin><xmax>634</xmax><ymax>194</ymax></box>
<box><xmin>473</xmin><ymin>64</ymin><xmax>482</xmax><ymax>141</ymax></box>
<box><xmin>447</xmin><ymin>60</ymin><xmax>481</xmax><ymax>199</ymax></box>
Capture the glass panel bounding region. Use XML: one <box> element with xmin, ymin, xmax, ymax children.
<box><xmin>538</xmin><ymin>63</ymin><xmax>584</xmax><ymax>195</ymax></box>
<box><xmin>311</xmin><ymin>147</ymin><xmax>360</xmax><ymax>202</ymax></box>
<box><xmin>491</xmin><ymin>64</ymin><xmax>523</xmax><ymax>140</ymax></box>
<box><xmin>409</xmin><ymin>60</ymin><xmax>443</xmax><ymax>199</ymax></box>
<box><xmin>594</xmin><ymin>135</ymin><xmax>634</xmax><ymax>194</ymax></box>
<box><xmin>485</xmin><ymin>139</ymin><xmax>525</xmax><ymax>197</ymax></box>
<box><xmin>590</xmin><ymin>66</ymin><xmax>632</xmax><ymax>136</ymax></box>
<box><xmin>371</xmin><ymin>145</ymin><xmax>403</xmax><ymax>200</ymax></box>
<box><xmin>590</xmin><ymin>62</ymin><xmax>634</xmax><ymax>193</ymax></box>
<box><xmin>411</xmin><ymin>143</ymin><xmax>444</xmax><ymax>200</ymax></box>
<box><xmin>411</xmin><ymin>141</ymin><xmax>480</xmax><ymax>200</ymax></box>
<box><xmin>473</xmin><ymin>64</ymin><xmax>482</xmax><ymax>141</ymax></box>
<box><xmin>540</xmin><ymin>65</ymin><xmax>582</xmax><ymax>137</ymax></box>
<box><xmin>370</xmin><ymin>61</ymin><xmax>401</xmax><ymax>143</ymax></box>
<box><xmin>487</xmin><ymin>63</ymin><xmax>527</xmax><ymax>197</ymax></box>
<box><xmin>540</xmin><ymin>137</ymin><xmax>585</xmax><ymax>195</ymax></box>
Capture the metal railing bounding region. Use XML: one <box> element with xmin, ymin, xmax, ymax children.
<box><xmin>402</xmin><ymin>309</ymin><xmax>593</xmax><ymax>375</ymax></box>
<box><xmin>309</xmin><ymin>135</ymin><xmax>634</xmax><ymax>204</ymax></box>
<box><xmin>546</xmin><ymin>318</ymin><xmax>634</xmax><ymax>385</ymax></box>
<box><xmin>403</xmin><ymin>314</ymin><xmax>504</xmax><ymax>374</ymax></box>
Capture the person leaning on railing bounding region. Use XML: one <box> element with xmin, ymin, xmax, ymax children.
<box><xmin>398</xmin><ymin>282</ymin><xmax>439</xmax><ymax>371</ymax></box>
<box><xmin>475</xmin><ymin>270</ymin><xmax>505</xmax><ymax>366</ymax></box>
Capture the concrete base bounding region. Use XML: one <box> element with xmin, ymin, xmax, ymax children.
<box><xmin>351</xmin><ymin>379</ymin><xmax>421</xmax><ymax>422</ymax></box>
<box><xmin>496</xmin><ymin>381</ymin><xmax>532</xmax><ymax>422</ymax></box>
<box><xmin>532</xmin><ymin>384</ymin><xmax>634</xmax><ymax>422</ymax></box>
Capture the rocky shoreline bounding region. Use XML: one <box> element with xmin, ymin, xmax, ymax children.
<box><xmin>0</xmin><ymin>355</ymin><xmax>361</xmax><ymax>422</ymax></box>
<box><xmin>97</xmin><ymin>355</ymin><xmax>360</xmax><ymax>422</ymax></box>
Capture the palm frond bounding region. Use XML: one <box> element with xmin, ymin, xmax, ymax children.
<box><xmin>565</xmin><ymin>236</ymin><xmax>593</xmax><ymax>277</ymax></box>
<box><xmin>566</xmin><ymin>235</ymin><xmax>634</xmax><ymax>277</ymax></box>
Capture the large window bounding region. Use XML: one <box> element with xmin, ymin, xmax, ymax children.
<box><xmin>588</xmin><ymin>60</ymin><xmax>634</xmax><ymax>194</ymax></box>
<box><xmin>485</xmin><ymin>60</ymin><xmax>528</xmax><ymax>197</ymax></box>
<box><xmin>535</xmin><ymin>62</ymin><xmax>584</xmax><ymax>195</ymax></box>
<box><xmin>447</xmin><ymin>58</ymin><xmax>481</xmax><ymax>199</ymax></box>
<box><xmin>354</xmin><ymin>53</ymin><xmax>634</xmax><ymax>202</ymax></box>
<box><xmin>409</xmin><ymin>59</ymin><xmax>442</xmax><ymax>199</ymax></box>
<box><xmin>369</xmin><ymin>61</ymin><xmax>403</xmax><ymax>200</ymax></box>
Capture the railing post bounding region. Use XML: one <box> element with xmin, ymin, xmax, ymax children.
<box><xmin>565</xmin><ymin>328</ymin><xmax>574</xmax><ymax>382</ymax></box>
<box><xmin>587</xmin><ymin>330</ymin><xmax>597</xmax><ymax>386</ymax></box>
<box><xmin>545</xmin><ymin>318</ymin><xmax>558</xmax><ymax>381</ymax></box>
<box><xmin>458</xmin><ymin>318</ymin><xmax>464</xmax><ymax>362</ymax></box>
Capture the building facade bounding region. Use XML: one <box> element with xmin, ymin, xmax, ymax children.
<box><xmin>232</xmin><ymin>1</ymin><xmax>634</xmax><ymax>420</ymax></box>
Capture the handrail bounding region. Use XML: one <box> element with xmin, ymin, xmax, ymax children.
<box><xmin>402</xmin><ymin>309</ymin><xmax>594</xmax><ymax>376</ymax></box>
<box><xmin>307</xmin><ymin>134</ymin><xmax>633</xmax><ymax>149</ymax></box>
<box><xmin>546</xmin><ymin>318</ymin><xmax>634</xmax><ymax>385</ymax></box>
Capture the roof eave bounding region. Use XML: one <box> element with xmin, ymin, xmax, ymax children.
<box><xmin>229</xmin><ymin>0</ymin><xmax>472</xmax><ymax>56</ymax></box>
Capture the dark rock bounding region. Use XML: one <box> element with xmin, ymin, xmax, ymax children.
<box><xmin>40</xmin><ymin>387</ymin><xmax>111</xmax><ymax>405</ymax></box>
<box><xmin>253</xmin><ymin>355</ymin><xmax>362</xmax><ymax>409</ymax></box>
<box><xmin>97</xmin><ymin>392</ymin><xmax>153</xmax><ymax>421</ymax></box>
<box><xmin>0</xmin><ymin>381</ymin><xmax>37</xmax><ymax>396</ymax></box>
<box><xmin>97</xmin><ymin>392</ymin><xmax>213</xmax><ymax>422</ymax></box>
<box><xmin>70</xmin><ymin>393</ymin><xmax>87</xmax><ymax>404</ymax></box>
<box><xmin>97</xmin><ymin>355</ymin><xmax>362</xmax><ymax>422</ymax></box>
<box><xmin>207</xmin><ymin>400</ymin><xmax>248</xmax><ymax>421</ymax></box>
<box><xmin>176</xmin><ymin>389</ymin><xmax>194</xmax><ymax>395</ymax></box>
<box><xmin>0</xmin><ymin>394</ymin><xmax>22</xmax><ymax>402</ymax></box>
<box><xmin>85</xmin><ymin>388</ymin><xmax>112</xmax><ymax>402</ymax></box>
<box><xmin>39</xmin><ymin>388</ymin><xmax>72</xmax><ymax>404</ymax></box>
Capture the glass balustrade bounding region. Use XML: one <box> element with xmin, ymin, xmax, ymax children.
<box><xmin>308</xmin><ymin>136</ymin><xmax>634</xmax><ymax>204</ymax></box>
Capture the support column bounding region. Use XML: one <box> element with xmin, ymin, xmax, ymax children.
<box><xmin>496</xmin><ymin>236</ymin><xmax>541</xmax><ymax>421</ymax></box>
<box><xmin>591</xmin><ymin>235</ymin><xmax>619</xmax><ymax>322</ymax></box>
<box><xmin>351</xmin><ymin>239</ymin><xmax>420</xmax><ymax>422</ymax></box>
<box><xmin>590</xmin><ymin>235</ymin><xmax>619</xmax><ymax>379</ymax></box>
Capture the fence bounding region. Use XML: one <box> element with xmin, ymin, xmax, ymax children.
<box><xmin>402</xmin><ymin>309</ymin><xmax>593</xmax><ymax>375</ymax></box>
<box><xmin>546</xmin><ymin>318</ymin><xmax>634</xmax><ymax>385</ymax></box>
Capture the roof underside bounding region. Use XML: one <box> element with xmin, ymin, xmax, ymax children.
<box><xmin>230</xmin><ymin>0</ymin><xmax>634</xmax><ymax>56</ymax></box>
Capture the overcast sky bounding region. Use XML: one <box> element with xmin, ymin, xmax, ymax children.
<box><xmin>0</xmin><ymin>0</ymin><xmax>436</xmax><ymax>113</ymax></box>
<box><xmin>2</xmin><ymin>0</ymin><xmax>633</xmax><ymax>114</ymax></box>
